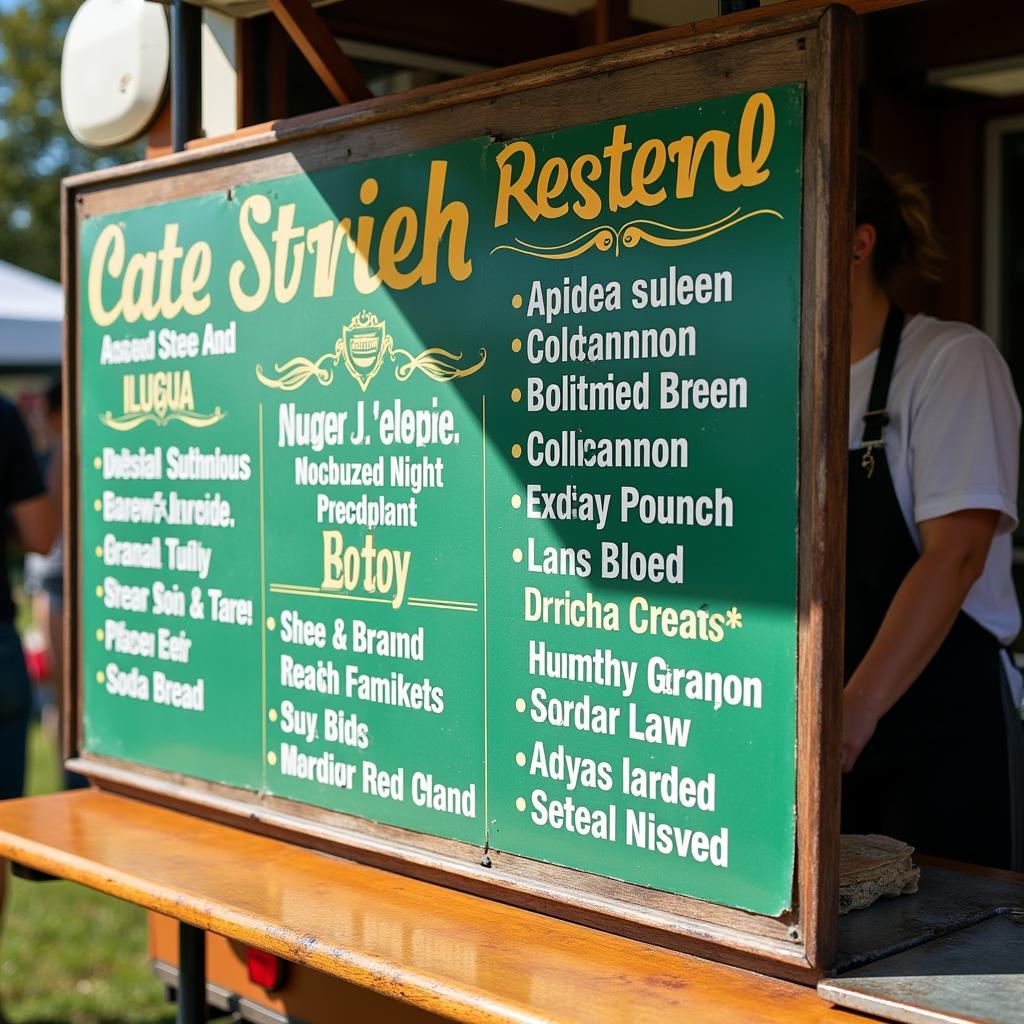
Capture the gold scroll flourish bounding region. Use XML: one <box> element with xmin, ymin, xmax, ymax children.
<box><xmin>391</xmin><ymin>346</ymin><xmax>488</xmax><ymax>383</ymax></box>
<box><xmin>619</xmin><ymin>209</ymin><xmax>783</xmax><ymax>249</ymax></box>
<box><xmin>488</xmin><ymin>207</ymin><xmax>782</xmax><ymax>260</ymax></box>
<box><xmin>100</xmin><ymin>408</ymin><xmax>226</xmax><ymax>431</ymax></box>
<box><xmin>490</xmin><ymin>225</ymin><xmax>617</xmax><ymax>260</ymax></box>
<box><xmin>255</xmin><ymin>340</ymin><xmax>344</xmax><ymax>391</ymax></box>
<box><xmin>255</xmin><ymin>335</ymin><xmax>487</xmax><ymax>391</ymax></box>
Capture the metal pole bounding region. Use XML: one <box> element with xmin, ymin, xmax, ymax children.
<box><xmin>177</xmin><ymin>921</ymin><xmax>206</xmax><ymax>1024</ymax></box>
<box><xmin>171</xmin><ymin>0</ymin><xmax>201</xmax><ymax>152</ymax></box>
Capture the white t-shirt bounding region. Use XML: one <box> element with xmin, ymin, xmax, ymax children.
<box><xmin>848</xmin><ymin>314</ymin><xmax>1023</xmax><ymax>664</ymax></box>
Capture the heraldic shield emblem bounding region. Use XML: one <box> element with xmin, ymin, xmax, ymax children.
<box><xmin>255</xmin><ymin>309</ymin><xmax>486</xmax><ymax>393</ymax></box>
<box><xmin>340</xmin><ymin>311</ymin><xmax>392</xmax><ymax>391</ymax></box>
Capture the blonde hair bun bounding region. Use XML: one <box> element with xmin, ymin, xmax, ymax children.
<box><xmin>857</xmin><ymin>154</ymin><xmax>944</xmax><ymax>284</ymax></box>
<box><xmin>889</xmin><ymin>173</ymin><xmax>944</xmax><ymax>282</ymax></box>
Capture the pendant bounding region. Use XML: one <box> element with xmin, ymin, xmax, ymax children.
<box><xmin>861</xmin><ymin>448</ymin><xmax>875</xmax><ymax>479</ymax></box>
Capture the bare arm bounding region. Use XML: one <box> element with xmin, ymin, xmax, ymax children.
<box><xmin>842</xmin><ymin>507</ymin><xmax>999</xmax><ymax>772</ymax></box>
<box><xmin>46</xmin><ymin>440</ymin><xmax>63</xmax><ymax>527</ymax></box>
<box><xmin>10</xmin><ymin>493</ymin><xmax>56</xmax><ymax>556</ymax></box>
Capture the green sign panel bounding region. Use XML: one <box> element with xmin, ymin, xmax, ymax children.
<box><xmin>79</xmin><ymin>84</ymin><xmax>803</xmax><ymax>915</ymax></box>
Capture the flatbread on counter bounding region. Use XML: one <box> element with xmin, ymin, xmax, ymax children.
<box><xmin>839</xmin><ymin>834</ymin><xmax>920</xmax><ymax>914</ymax></box>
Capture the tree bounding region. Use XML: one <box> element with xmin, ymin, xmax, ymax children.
<box><xmin>0</xmin><ymin>0</ymin><xmax>143</xmax><ymax>280</ymax></box>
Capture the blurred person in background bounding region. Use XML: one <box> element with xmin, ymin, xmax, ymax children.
<box><xmin>23</xmin><ymin>379</ymin><xmax>83</xmax><ymax>789</ymax></box>
<box><xmin>0</xmin><ymin>390</ymin><xmax>55</xmax><ymax>1010</ymax></box>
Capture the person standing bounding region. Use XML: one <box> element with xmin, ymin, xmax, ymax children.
<box><xmin>22</xmin><ymin>381</ymin><xmax>82</xmax><ymax>789</ymax></box>
<box><xmin>843</xmin><ymin>154</ymin><xmax>1024</xmax><ymax>870</ymax></box>
<box><xmin>0</xmin><ymin>394</ymin><xmax>55</xmax><ymax>964</ymax></box>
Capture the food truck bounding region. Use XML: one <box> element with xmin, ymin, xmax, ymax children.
<box><xmin>0</xmin><ymin>1</ymin><xmax>1021</xmax><ymax>1022</ymax></box>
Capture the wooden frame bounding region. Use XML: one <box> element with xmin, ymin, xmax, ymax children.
<box><xmin>62</xmin><ymin>4</ymin><xmax>856</xmax><ymax>983</ymax></box>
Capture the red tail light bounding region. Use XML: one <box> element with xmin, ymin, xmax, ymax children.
<box><xmin>246</xmin><ymin>946</ymin><xmax>287</xmax><ymax>992</ymax></box>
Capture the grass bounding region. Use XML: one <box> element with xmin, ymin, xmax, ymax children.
<box><xmin>0</xmin><ymin>724</ymin><xmax>176</xmax><ymax>1024</ymax></box>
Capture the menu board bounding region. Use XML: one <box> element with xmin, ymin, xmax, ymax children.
<box><xmin>78</xmin><ymin>84</ymin><xmax>803</xmax><ymax>917</ymax></box>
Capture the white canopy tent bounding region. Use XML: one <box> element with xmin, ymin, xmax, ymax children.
<box><xmin>0</xmin><ymin>260</ymin><xmax>62</xmax><ymax>367</ymax></box>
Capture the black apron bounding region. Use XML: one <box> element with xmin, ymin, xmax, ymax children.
<box><xmin>842</xmin><ymin>303</ymin><xmax>1024</xmax><ymax>871</ymax></box>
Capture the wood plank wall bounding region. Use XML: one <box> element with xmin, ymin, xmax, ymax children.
<box><xmin>859</xmin><ymin>0</ymin><xmax>1024</xmax><ymax>326</ymax></box>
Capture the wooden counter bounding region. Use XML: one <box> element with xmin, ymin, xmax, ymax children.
<box><xmin>0</xmin><ymin>789</ymin><xmax>872</xmax><ymax>1024</ymax></box>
